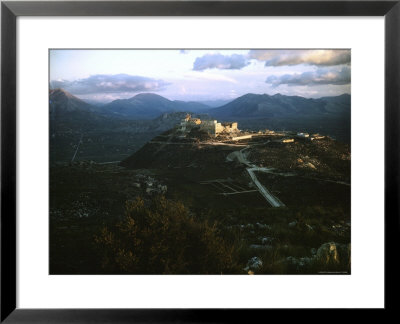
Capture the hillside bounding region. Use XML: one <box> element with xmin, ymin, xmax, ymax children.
<box><xmin>50</xmin><ymin>88</ymin><xmax>97</xmax><ymax>115</ymax></box>
<box><xmin>51</xmin><ymin>121</ymin><xmax>351</xmax><ymax>274</ymax></box>
<box><xmin>118</xmin><ymin>126</ymin><xmax>350</xmax><ymax>273</ymax></box>
<box><xmin>49</xmin><ymin>89</ymin><xmax>110</xmax><ymax>130</ymax></box>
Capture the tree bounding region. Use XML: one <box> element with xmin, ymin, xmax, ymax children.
<box><xmin>95</xmin><ymin>196</ymin><xmax>240</xmax><ymax>274</ymax></box>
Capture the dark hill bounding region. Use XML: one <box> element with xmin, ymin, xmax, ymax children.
<box><xmin>209</xmin><ymin>93</ymin><xmax>350</xmax><ymax>119</ymax></box>
<box><xmin>50</xmin><ymin>88</ymin><xmax>98</xmax><ymax>115</ymax></box>
<box><xmin>120</xmin><ymin>129</ymin><xmax>239</xmax><ymax>178</ymax></box>
<box><xmin>49</xmin><ymin>88</ymin><xmax>108</xmax><ymax>129</ymax></box>
<box><xmin>102</xmin><ymin>93</ymin><xmax>209</xmax><ymax>119</ymax></box>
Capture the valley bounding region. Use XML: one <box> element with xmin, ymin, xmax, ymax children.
<box><xmin>49</xmin><ymin>89</ymin><xmax>351</xmax><ymax>164</ymax></box>
<box><xmin>50</xmin><ymin>115</ymin><xmax>350</xmax><ymax>274</ymax></box>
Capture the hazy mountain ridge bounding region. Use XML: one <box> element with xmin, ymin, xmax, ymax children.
<box><xmin>100</xmin><ymin>93</ymin><xmax>210</xmax><ymax>119</ymax></box>
<box><xmin>208</xmin><ymin>93</ymin><xmax>350</xmax><ymax>119</ymax></box>
<box><xmin>207</xmin><ymin>93</ymin><xmax>350</xmax><ymax>142</ymax></box>
<box><xmin>50</xmin><ymin>88</ymin><xmax>350</xmax><ymax>122</ymax></box>
<box><xmin>198</xmin><ymin>99</ymin><xmax>233</xmax><ymax>108</ymax></box>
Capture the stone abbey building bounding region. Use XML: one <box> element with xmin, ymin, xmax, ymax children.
<box><xmin>180</xmin><ymin>114</ymin><xmax>238</xmax><ymax>137</ymax></box>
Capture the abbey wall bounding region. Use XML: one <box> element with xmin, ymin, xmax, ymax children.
<box><xmin>180</xmin><ymin>114</ymin><xmax>239</xmax><ymax>137</ymax></box>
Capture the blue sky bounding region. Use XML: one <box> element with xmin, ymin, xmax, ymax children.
<box><xmin>50</xmin><ymin>49</ymin><xmax>350</xmax><ymax>103</ymax></box>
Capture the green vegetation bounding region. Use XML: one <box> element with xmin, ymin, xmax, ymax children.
<box><xmin>95</xmin><ymin>196</ymin><xmax>240</xmax><ymax>274</ymax></box>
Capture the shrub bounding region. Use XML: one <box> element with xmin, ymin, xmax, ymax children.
<box><xmin>95</xmin><ymin>196</ymin><xmax>240</xmax><ymax>274</ymax></box>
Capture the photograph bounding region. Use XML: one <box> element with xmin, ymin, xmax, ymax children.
<box><xmin>49</xmin><ymin>49</ymin><xmax>351</xmax><ymax>275</ymax></box>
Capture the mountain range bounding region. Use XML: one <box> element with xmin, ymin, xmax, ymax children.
<box><xmin>50</xmin><ymin>88</ymin><xmax>350</xmax><ymax>122</ymax></box>
<box><xmin>49</xmin><ymin>89</ymin><xmax>351</xmax><ymax>162</ymax></box>
<box><xmin>207</xmin><ymin>93</ymin><xmax>350</xmax><ymax>119</ymax></box>
<box><xmin>206</xmin><ymin>93</ymin><xmax>350</xmax><ymax>142</ymax></box>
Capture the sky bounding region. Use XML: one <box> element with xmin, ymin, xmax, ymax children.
<box><xmin>50</xmin><ymin>49</ymin><xmax>351</xmax><ymax>103</ymax></box>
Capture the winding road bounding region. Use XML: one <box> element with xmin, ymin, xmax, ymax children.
<box><xmin>246</xmin><ymin>167</ymin><xmax>285</xmax><ymax>207</ymax></box>
<box><xmin>227</xmin><ymin>146</ymin><xmax>285</xmax><ymax>207</ymax></box>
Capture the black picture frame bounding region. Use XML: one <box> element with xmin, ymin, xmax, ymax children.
<box><xmin>1</xmin><ymin>0</ymin><xmax>399</xmax><ymax>321</ymax></box>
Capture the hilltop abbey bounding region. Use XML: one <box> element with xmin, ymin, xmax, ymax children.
<box><xmin>180</xmin><ymin>114</ymin><xmax>239</xmax><ymax>137</ymax></box>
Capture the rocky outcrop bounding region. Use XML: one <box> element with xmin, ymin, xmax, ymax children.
<box><xmin>283</xmin><ymin>242</ymin><xmax>351</xmax><ymax>273</ymax></box>
<box><xmin>244</xmin><ymin>256</ymin><xmax>263</xmax><ymax>273</ymax></box>
<box><xmin>315</xmin><ymin>242</ymin><xmax>340</xmax><ymax>265</ymax></box>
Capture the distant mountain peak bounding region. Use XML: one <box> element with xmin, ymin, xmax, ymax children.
<box><xmin>49</xmin><ymin>88</ymin><xmax>94</xmax><ymax>114</ymax></box>
<box><xmin>50</xmin><ymin>88</ymin><xmax>90</xmax><ymax>103</ymax></box>
<box><xmin>102</xmin><ymin>93</ymin><xmax>210</xmax><ymax>119</ymax></box>
<box><xmin>50</xmin><ymin>88</ymin><xmax>74</xmax><ymax>97</ymax></box>
<box><xmin>134</xmin><ymin>92</ymin><xmax>164</xmax><ymax>98</ymax></box>
<box><xmin>130</xmin><ymin>93</ymin><xmax>169</xmax><ymax>101</ymax></box>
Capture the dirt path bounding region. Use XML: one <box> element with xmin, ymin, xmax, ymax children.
<box><xmin>227</xmin><ymin>145</ymin><xmax>285</xmax><ymax>207</ymax></box>
<box><xmin>71</xmin><ymin>134</ymin><xmax>83</xmax><ymax>163</ymax></box>
<box><xmin>246</xmin><ymin>168</ymin><xmax>285</xmax><ymax>207</ymax></box>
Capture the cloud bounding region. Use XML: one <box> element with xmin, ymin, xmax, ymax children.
<box><xmin>193</xmin><ymin>53</ymin><xmax>249</xmax><ymax>71</ymax></box>
<box><xmin>249</xmin><ymin>49</ymin><xmax>350</xmax><ymax>66</ymax></box>
<box><xmin>184</xmin><ymin>72</ymin><xmax>238</xmax><ymax>83</ymax></box>
<box><xmin>50</xmin><ymin>74</ymin><xmax>170</xmax><ymax>95</ymax></box>
<box><xmin>179</xmin><ymin>50</ymin><xmax>190</xmax><ymax>54</ymax></box>
<box><xmin>265</xmin><ymin>66</ymin><xmax>351</xmax><ymax>87</ymax></box>
<box><xmin>192</xmin><ymin>50</ymin><xmax>349</xmax><ymax>71</ymax></box>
